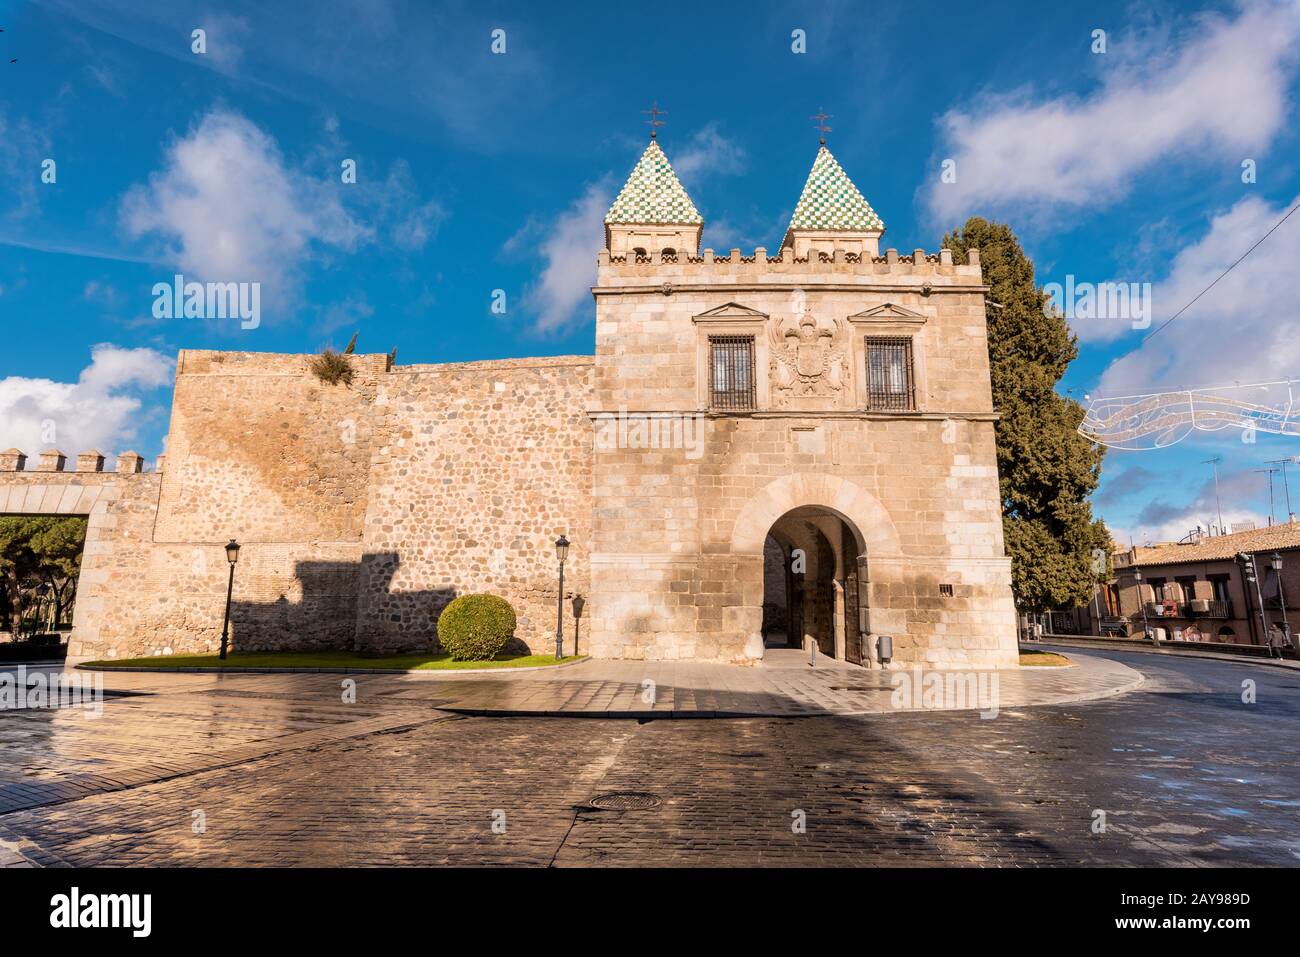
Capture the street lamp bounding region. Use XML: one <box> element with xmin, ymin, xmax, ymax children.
<box><xmin>219</xmin><ymin>539</ymin><xmax>240</xmax><ymax>660</ymax></box>
<box><xmin>1133</xmin><ymin>568</ymin><xmax>1151</xmax><ymax>639</ymax></box>
<box><xmin>554</xmin><ymin>535</ymin><xmax>569</xmax><ymax>660</ymax></box>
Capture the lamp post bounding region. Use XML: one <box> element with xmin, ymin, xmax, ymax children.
<box><xmin>1133</xmin><ymin>568</ymin><xmax>1151</xmax><ymax>639</ymax></box>
<box><xmin>219</xmin><ymin>539</ymin><xmax>240</xmax><ymax>660</ymax></box>
<box><xmin>1273</xmin><ymin>552</ymin><xmax>1291</xmax><ymax>654</ymax></box>
<box><xmin>554</xmin><ymin>536</ymin><xmax>569</xmax><ymax>660</ymax></box>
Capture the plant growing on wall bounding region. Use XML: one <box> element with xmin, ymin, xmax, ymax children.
<box><xmin>309</xmin><ymin>330</ymin><xmax>360</xmax><ymax>385</ymax></box>
<box><xmin>941</xmin><ymin>217</ymin><xmax>1111</xmax><ymax>614</ymax></box>
<box><xmin>309</xmin><ymin>348</ymin><xmax>354</xmax><ymax>386</ymax></box>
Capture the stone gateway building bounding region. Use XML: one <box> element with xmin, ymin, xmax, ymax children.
<box><xmin>0</xmin><ymin>138</ymin><xmax>1018</xmax><ymax>668</ymax></box>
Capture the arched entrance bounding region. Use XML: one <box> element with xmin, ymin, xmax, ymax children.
<box><xmin>760</xmin><ymin>506</ymin><xmax>867</xmax><ymax>664</ymax></box>
<box><xmin>728</xmin><ymin>473</ymin><xmax>900</xmax><ymax>663</ymax></box>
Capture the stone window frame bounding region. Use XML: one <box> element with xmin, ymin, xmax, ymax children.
<box><xmin>692</xmin><ymin>303</ymin><xmax>771</xmax><ymax>412</ymax></box>
<box><xmin>863</xmin><ymin>336</ymin><xmax>916</xmax><ymax>412</ymax></box>
<box><xmin>846</xmin><ymin>304</ymin><xmax>928</xmax><ymax>412</ymax></box>
<box><xmin>708</xmin><ymin>336</ymin><xmax>758</xmax><ymax>411</ymax></box>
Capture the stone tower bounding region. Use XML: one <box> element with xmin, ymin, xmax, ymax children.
<box><xmin>586</xmin><ymin>136</ymin><xmax>1019</xmax><ymax>667</ymax></box>
<box><xmin>603</xmin><ymin>139</ymin><xmax>703</xmax><ymax>259</ymax></box>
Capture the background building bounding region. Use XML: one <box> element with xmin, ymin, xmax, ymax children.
<box><xmin>1052</xmin><ymin>524</ymin><xmax>1300</xmax><ymax>652</ymax></box>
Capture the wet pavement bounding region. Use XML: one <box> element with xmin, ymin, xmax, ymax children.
<box><xmin>71</xmin><ymin>647</ymin><xmax>1143</xmax><ymax>717</ymax></box>
<box><xmin>0</xmin><ymin>646</ymin><xmax>1296</xmax><ymax>866</ymax></box>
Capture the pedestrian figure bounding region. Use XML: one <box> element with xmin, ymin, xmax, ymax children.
<box><xmin>1269</xmin><ymin>624</ymin><xmax>1287</xmax><ymax>659</ymax></box>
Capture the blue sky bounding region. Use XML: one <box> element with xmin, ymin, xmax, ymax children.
<box><xmin>3</xmin><ymin>0</ymin><xmax>1300</xmax><ymax>546</ymax></box>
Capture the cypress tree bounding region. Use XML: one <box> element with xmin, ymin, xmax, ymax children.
<box><xmin>942</xmin><ymin>217</ymin><xmax>1112</xmax><ymax>614</ymax></box>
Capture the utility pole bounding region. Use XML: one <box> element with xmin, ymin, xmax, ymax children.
<box><xmin>1255</xmin><ymin>467</ymin><xmax>1280</xmax><ymax>526</ymax></box>
<box><xmin>1266</xmin><ymin>457</ymin><xmax>1297</xmax><ymax>522</ymax></box>
<box><xmin>1202</xmin><ymin>456</ymin><xmax>1224</xmax><ymax>534</ymax></box>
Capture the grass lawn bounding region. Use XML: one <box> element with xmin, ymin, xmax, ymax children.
<box><xmin>1019</xmin><ymin>649</ymin><xmax>1071</xmax><ymax>667</ymax></box>
<box><xmin>82</xmin><ymin>650</ymin><xmax>585</xmax><ymax>671</ymax></box>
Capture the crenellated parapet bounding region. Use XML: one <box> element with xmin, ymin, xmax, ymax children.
<box><xmin>36</xmin><ymin>449</ymin><xmax>66</xmax><ymax>472</ymax></box>
<box><xmin>0</xmin><ymin>447</ymin><xmax>160</xmax><ymax>474</ymax></box>
<box><xmin>596</xmin><ymin>245</ymin><xmax>982</xmax><ymax>290</ymax></box>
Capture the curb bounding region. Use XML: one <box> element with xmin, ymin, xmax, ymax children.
<box><xmin>441</xmin><ymin>651</ymin><xmax>1146</xmax><ymax>720</ymax></box>
<box><xmin>439</xmin><ymin>707</ymin><xmax>769</xmax><ymax>720</ymax></box>
<box><xmin>832</xmin><ymin>657</ymin><xmax>1146</xmax><ymax>717</ymax></box>
<box><xmin>75</xmin><ymin>656</ymin><xmax>591</xmax><ymax>677</ymax></box>
<box><xmin>1039</xmin><ymin>637</ymin><xmax>1300</xmax><ymax>671</ymax></box>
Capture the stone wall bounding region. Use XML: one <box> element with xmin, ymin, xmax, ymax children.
<box><xmin>587</xmin><ymin>244</ymin><xmax>1019</xmax><ymax>667</ymax></box>
<box><xmin>0</xmin><ymin>352</ymin><xmax>595</xmax><ymax>661</ymax></box>
<box><xmin>0</xmin><ymin>246</ymin><xmax>1019</xmax><ymax>668</ymax></box>
<box><xmin>154</xmin><ymin>350</ymin><xmax>384</xmax><ymax>546</ymax></box>
<box><xmin>355</xmin><ymin>356</ymin><xmax>593</xmax><ymax>654</ymax></box>
<box><xmin>0</xmin><ymin>452</ymin><xmax>161</xmax><ymax>656</ymax></box>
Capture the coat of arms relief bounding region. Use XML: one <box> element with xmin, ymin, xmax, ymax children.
<box><xmin>768</xmin><ymin>311</ymin><xmax>850</xmax><ymax>407</ymax></box>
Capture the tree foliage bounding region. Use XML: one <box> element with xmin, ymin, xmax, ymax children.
<box><xmin>436</xmin><ymin>594</ymin><xmax>517</xmax><ymax>660</ymax></box>
<box><xmin>942</xmin><ymin>218</ymin><xmax>1111</xmax><ymax>612</ymax></box>
<box><xmin>0</xmin><ymin>516</ymin><xmax>88</xmax><ymax>636</ymax></box>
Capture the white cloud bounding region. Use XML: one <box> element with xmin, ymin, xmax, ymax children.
<box><xmin>196</xmin><ymin>14</ymin><xmax>250</xmax><ymax>70</ymax></box>
<box><xmin>1111</xmin><ymin>507</ymin><xmax>1270</xmax><ymax>547</ymax></box>
<box><xmin>925</xmin><ymin>1</ymin><xmax>1300</xmax><ymax>223</ymax></box>
<box><xmin>121</xmin><ymin>109</ymin><xmax>371</xmax><ymax>300</ymax></box>
<box><xmin>363</xmin><ymin>159</ymin><xmax>446</xmax><ymax>252</ymax></box>
<box><xmin>0</xmin><ymin>108</ymin><xmax>51</xmax><ymax>222</ymax></box>
<box><xmin>672</xmin><ymin>124</ymin><xmax>747</xmax><ymax>185</ymax></box>
<box><xmin>507</xmin><ymin>124</ymin><xmax>746</xmax><ymax>335</ymax></box>
<box><xmin>315</xmin><ymin>295</ymin><xmax>375</xmax><ymax>339</ymax></box>
<box><xmin>46</xmin><ymin>0</ymin><xmax>548</xmax><ymax>148</ymax></box>
<box><xmin>82</xmin><ymin>280</ymin><xmax>125</xmax><ymax>312</ymax></box>
<box><xmin>508</xmin><ymin>180</ymin><xmax>612</xmax><ymax>335</ymax></box>
<box><xmin>0</xmin><ymin>344</ymin><xmax>174</xmax><ymax>461</ymax></box>
<box><xmin>1096</xmin><ymin>191</ymin><xmax>1300</xmax><ymax>395</ymax></box>
<box><xmin>1102</xmin><ymin>462</ymin><xmax>1281</xmax><ymax>545</ymax></box>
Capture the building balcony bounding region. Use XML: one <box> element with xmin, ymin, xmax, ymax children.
<box><xmin>1175</xmin><ymin>599</ymin><xmax>1234</xmax><ymax>619</ymax></box>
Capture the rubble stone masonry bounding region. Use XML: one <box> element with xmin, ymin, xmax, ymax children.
<box><xmin>0</xmin><ymin>247</ymin><xmax>1018</xmax><ymax>668</ymax></box>
<box><xmin>0</xmin><ymin>353</ymin><xmax>593</xmax><ymax>661</ymax></box>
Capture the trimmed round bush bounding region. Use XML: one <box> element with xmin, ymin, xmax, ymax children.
<box><xmin>436</xmin><ymin>594</ymin><xmax>518</xmax><ymax>661</ymax></box>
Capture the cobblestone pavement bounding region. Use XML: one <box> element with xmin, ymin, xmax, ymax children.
<box><xmin>0</xmin><ymin>649</ymin><xmax>1296</xmax><ymax>866</ymax></box>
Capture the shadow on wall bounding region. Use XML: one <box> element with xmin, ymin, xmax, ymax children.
<box><xmin>227</xmin><ymin>552</ymin><xmax>452</xmax><ymax>655</ymax></box>
<box><xmin>227</xmin><ymin>552</ymin><xmax>587</xmax><ymax>656</ymax></box>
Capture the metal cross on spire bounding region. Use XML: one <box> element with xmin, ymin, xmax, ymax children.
<box><xmin>811</xmin><ymin>108</ymin><xmax>833</xmax><ymax>145</ymax></box>
<box><xmin>642</xmin><ymin>101</ymin><xmax>667</xmax><ymax>139</ymax></box>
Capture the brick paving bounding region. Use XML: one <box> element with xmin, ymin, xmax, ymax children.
<box><xmin>74</xmin><ymin>647</ymin><xmax>1143</xmax><ymax>717</ymax></box>
<box><xmin>0</xmin><ymin>650</ymin><xmax>1295</xmax><ymax>866</ymax></box>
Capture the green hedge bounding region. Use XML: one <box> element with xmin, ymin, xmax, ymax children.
<box><xmin>436</xmin><ymin>594</ymin><xmax>517</xmax><ymax>661</ymax></box>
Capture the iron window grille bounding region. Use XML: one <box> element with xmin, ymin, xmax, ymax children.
<box><xmin>866</xmin><ymin>336</ymin><xmax>915</xmax><ymax>411</ymax></box>
<box><xmin>709</xmin><ymin>336</ymin><xmax>756</xmax><ymax>411</ymax></box>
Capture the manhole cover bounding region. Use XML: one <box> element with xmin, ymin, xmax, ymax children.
<box><xmin>589</xmin><ymin>791</ymin><xmax>662</xmax><ymax>811</ymax></box>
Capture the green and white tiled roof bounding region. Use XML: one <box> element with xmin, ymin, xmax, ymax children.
<box><xmin>786</xmin><ymin>145</ymin><xmax>884</xmax><ymax>234</ymax></box>
<box><xmin>605</xmin><ymin>140</ymin><xmax>703</xmax><ymax>225</ymax></box>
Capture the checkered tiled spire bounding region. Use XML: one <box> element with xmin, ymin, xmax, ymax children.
<box><xmin>605</xmin><ymin>140</ymin><xmax>703</xmax><ymax>225</ymax></box>
<box><xmin>784</xmin><ymin>144</ymin><xmax>884</xmax><ymax>239</ymax></box>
